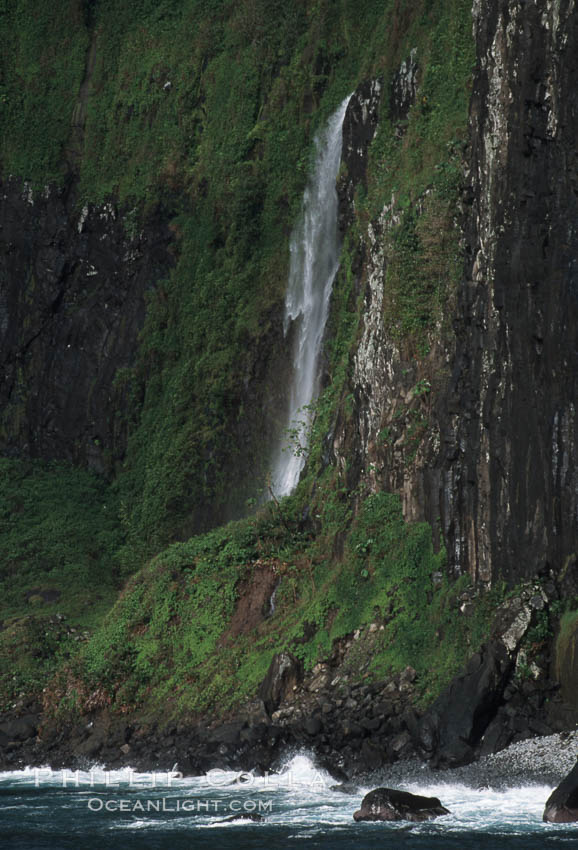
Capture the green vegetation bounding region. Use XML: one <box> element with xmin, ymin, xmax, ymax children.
<box><xmin>555</xmin><ymin>611</ymin><xmax>578</xmax><ymax>664</ymax></box>
<box><xmin>382</xmin><ymin>192</ymin><xmax>462</xmax><ymax>351</ymax></box>
<box><xmin>0</xmin><ymin>0</ymin><xmax>475</xmax><ymax>554</ymax></box>
<box><xmin>0</xmin><ymin>0</ymin><xmax>485</xmax><ymax>726</ymax></box>
<box><xmin>0</xmin><ymin>459</ymin><xmax>123</xmax><ymax>618</ymax></box>
<box><xmin>0</xmin><ymin>459</ymin><xmax>123</xmax><ymax>710</ymax></box>
<box><xmin>361</xmin><ymin>2</ymin><xmax>473</xmax><ymax>352</ymax></box>
<box><xmin>0</xmin><ymin>0</ymin><xmax>88</xmax><ymax>181</ymax></box>
<box><xmin>38</xmin><ymin>487</ymin><xmax>500</xmax><ymax>724</ymax></box>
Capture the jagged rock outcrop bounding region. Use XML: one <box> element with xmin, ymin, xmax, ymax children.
<box><xmin>416</xmin><ymin>588</ymin><xmax>555</xmax><ymax>766</ymax></box>
<box><xmin>258</xmin><ymin>651</ymin><xmax>303</xmax><ymax>716</ymax></box>
<box><xmin>334</xmin><ymin>76</ymin><xmax>401</xmax><ymax>493</ymax></box>
<box><xmin>417</xmin><ymin>641</ymin><xmax>514</xmax><ymax>767</ymax></box>
<box><xmin>389</xmin><ymin>48</ymin><xmax>418</xmax><ymax>125</ymax></box>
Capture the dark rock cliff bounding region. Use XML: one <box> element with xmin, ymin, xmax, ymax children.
<box><xmin>335</xmin><ymin>0</ymin><xmax>578</xmax><ymax>587</ymax></box>
<box><xmin>2</xmin><ymin>0</ymin><xmax>577</xmax><ymax>780</ymax></box>
<box><xmin>0</xmin><ymin>178</ymin><xmax>174</xmax><ymax>474</ymax></box>
<box><xmin>337</xmin><ymin>77</ymin><xmax>382</xmax><ymax>233</ymax></box>
<box><xmin>444</xmin><ymin>2</ymin><xmax>578</xmax><ymax>581</ymax></box>
<box><xmin>0</xmin><ymin>1</ymin><xmax>575</xmax><ymax>609</ymax></box>
<box><xmin>440</xmin><ymin>0</ymin><xmax>578</xmax><ymax>585</ymax></box>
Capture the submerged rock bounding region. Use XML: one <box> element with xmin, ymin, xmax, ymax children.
<box><xmin>353</xmin><ymin>787</ymin><xmax>450</xmax><ymax>822</ymax></box>
<box><xmin>216</xmin><ymin>812</ymin><xmax>265</xmax><ymax>823</ymax></box>
<box><xmin>330</xmin><ymin>781</ymin><xmax>361</xmax><ymax>794</ymax></box>
<box><xmin>543</xmin><ymin>759</ymin><xmax>578</xmax><ymax>823</ymax></box>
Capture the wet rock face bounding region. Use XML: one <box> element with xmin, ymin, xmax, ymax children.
<box><xmin>333</xmin><ymin>68</ymin><xmax>435</xmax><ymax>505</ymax></box>
<box><xmin>337</xmin><ymin>78</ymin><xmax>381</xmax><ymax>233</ymax></box>
<box><xmin>543</xmin><ymin>759</ymin><xmax>578</xmax><ymax>823</ymax></box>
<box><xmin>0</xmin><ymin>177</ymin><xmax>174</xmax><ymax>473</ymax></box>
<box><xmin>353</xmin><ymin>787</ymin><xmax>450</xmax><ymax>822</ymax></box>
<box><xmin>440</xmin><ymin>0</ymin><xmax>578</xmax><ymax>584</ymax></box>
<box><xmin>390</xmin><ymin>48</ymin><xmax>418</xmax><ymax>124</ymax></box>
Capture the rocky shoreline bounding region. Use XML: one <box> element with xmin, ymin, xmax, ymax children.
<box><xmin>359</xmin><ymin>732</ymin><xmax>578</xmax><ymax>792</ymax></box>
<box><xmin>1</xmin><ymin>584</ymin><xmax>576</xmax><ymax>784</ymax></box>
<box><xmin>0</xmin><ymin>664</ymin><xmax>574</xmax><ymax>783</ymax></box>
<box><xmin>0</xmin><ymin>671</ymin><xmax>570</xmax><ymax>780</ymax></box>
<box><xmin>2</xmin><ymin>726</ymin><xmax>578</xmax><ymax>826</ymax></box>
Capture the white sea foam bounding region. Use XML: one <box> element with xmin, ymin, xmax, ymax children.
<box><xmin>1</xmin><ymin>744</ymin><xmax>575</xmax><ymax>835</ymax></box>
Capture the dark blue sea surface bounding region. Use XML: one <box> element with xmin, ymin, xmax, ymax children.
<box><xmin>1</xmin><ymin>755</ymin><xmax>577</xmax><ymax>849</ymax></box>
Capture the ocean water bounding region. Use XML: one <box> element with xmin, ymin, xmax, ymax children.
<box><xmin>1</xmin><ymin>753</ymin><xmax>576</xmax><ymax>849</ymax></box>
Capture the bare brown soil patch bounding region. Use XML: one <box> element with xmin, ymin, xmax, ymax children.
<box><xmin>221</xmin><ymin>560</ymin><xmax>279</xmax><ymax>643</ymax></box>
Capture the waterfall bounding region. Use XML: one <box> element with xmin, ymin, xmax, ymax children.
<box><xmin>271</xmin><ymin>95</ymin><xmax>351</xmax><ymax>499</ymax></box>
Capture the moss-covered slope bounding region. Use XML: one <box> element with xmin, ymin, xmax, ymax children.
<box><xmin>0</xmin><ymin>0</ymin><xmax>480</xmax><ymax>720</ymax></box>
<box><xmin>2</xmin><ymin>0</ymin><xmax>575</xmax><ymax>759</ymax></box>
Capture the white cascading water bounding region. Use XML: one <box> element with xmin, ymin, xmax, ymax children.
<box><xmin>1</xmin><ymin>751</ymin><xmax>565</xmax><ymax>837</ymax></box>
<box><xmin>271</xmin><ymin>95</ymin><xmax>351</xmax><ymax>499</ymax></box>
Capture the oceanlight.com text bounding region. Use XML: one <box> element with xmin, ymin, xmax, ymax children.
<box><xmin>86</xmin><ymin>798</ymin><xmax>273</xmax><ymax>813</ymax></box>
